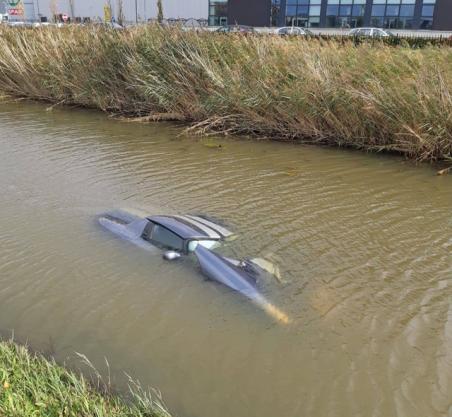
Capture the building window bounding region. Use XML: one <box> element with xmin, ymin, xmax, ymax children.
<box><xmin>285</xmin><ymin>0</ymin><xmax>322</xmax><ymax>28</ymax></box>
<box><xmin>326</xmin><ymin>0</ymin><xmax>366</xmax><ymax>29</ymax></box>
<box><xmin>271</xmin><ymin>0</ymin><xmax>281</xmax><ymax>26</ymax></box>
<box><xmin>420</xmin><ymin>0</ymin><xmax>436</xmax><ymax>29</ymax></box>
<box><xmin>370</xmin><ymin>0</ymin><xmax>416</xmax><ymax>29</ymax></box>
<box><xmin>209</xmin><ymin>0</ymin><xmax>228</xmax><ymax>26</ymax></box>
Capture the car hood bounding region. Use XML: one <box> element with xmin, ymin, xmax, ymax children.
<box><xmin>194</xmin><ymin>245</ymin><xmax>258</xmax><ymax>299</ymax></box>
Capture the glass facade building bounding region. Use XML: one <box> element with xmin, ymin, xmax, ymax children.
<box><xmin>285</xmin><ymin>0</ymin><xmax>322</xmax><ymax>28</ymax></box>
<box><xmin>209</xmin><ymin>0</ymin><xmax>228</xmax><ymax>26</ymax></box>
<box><xmin>219</xmin><ymin>0</ymin><xmax>451</xmax><ymax>30</ymax></box>
<box><xmin>369</xmin><ymin>0</ymin><xmax>417</xmax><ymax>29</ymax></box>
<box><xmin>326</xmin><ymin>0</ymin><xmax>367</xmax><ymax>28</ymax></box>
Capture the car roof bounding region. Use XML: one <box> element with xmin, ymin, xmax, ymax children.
<box><xmin>147</xmin><ymin>215</ymin><xmax>223</xmax><ymax>240</ymax></box>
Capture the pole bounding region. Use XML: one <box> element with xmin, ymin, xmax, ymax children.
<box><xmin>69</xmin><ymin>0</ymin><xmax>74</xmax><ymax>19</ymax></box>
<box><xmin>135</xmin><ymin>0</ymin><xmax>137</xmax><ymax>22</ymax></box>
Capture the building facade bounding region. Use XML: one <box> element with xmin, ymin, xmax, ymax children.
<box><xmin>277</xmin><ymin>0</ymin><xmax>451</xmax><ymax>30</ymax></box>
<box><xmin>1</xmin><ymin>0</ymin><xmax>451</xmax><ymax>30</ymax></box>
<box><xmin>209</xmin><ymin>0</ymin><xmax>452</xmax><ymax>30</ymax></box>
<box><xmin>2</xmin><ymin>0</ymin><xmax>209</xmax><ymax>23</ymax></box>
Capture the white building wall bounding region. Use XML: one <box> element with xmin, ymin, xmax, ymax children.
<box><xmin>15</xmin><ymin>0</ymin><xmax>208</xmax><ymax>22</ymax></box>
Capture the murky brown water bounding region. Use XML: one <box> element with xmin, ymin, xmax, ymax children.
<box><xmin>0</xmin><ymin>102</ymin><xmax>451</xmax><ymax>417</ymax></box>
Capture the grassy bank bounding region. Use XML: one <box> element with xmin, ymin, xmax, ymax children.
<box><xmin>0</xmin><ymin>340</ymin><xmax>170</xmax><ymax>417</ymax></box>
<box><xmin>0</xmin><ymin>25</ymin><xmax>450</xmax><ymax>161</ymax></box>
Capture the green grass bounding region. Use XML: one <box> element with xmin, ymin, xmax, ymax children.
<box><xmin>0</xmin><ymin>25</ymin><xmax>450</xmax><ymax>162</ymax></box>
<box><xmin>0</xmin><ymin>340</ymin><xmax>171</xmax><ymax>417</ymax></box>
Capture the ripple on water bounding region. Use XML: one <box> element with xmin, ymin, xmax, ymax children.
<box><xmin>0</xmin><ymin>103</ymin><xmax>451</xmax><ymax>417</ymax></box>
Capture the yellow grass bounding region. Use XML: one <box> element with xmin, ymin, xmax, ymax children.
<box><xmin>0</xmin><ymin>25</ymin><xmax>450</xmax><ymax>161</ymax></box>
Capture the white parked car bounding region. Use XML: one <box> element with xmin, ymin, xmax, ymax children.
<box><xmin>349</xmin><ymin>27</ymin><xmax>394</xmax><ymax>37</ymax></box>
<box><xmin>6</xmin><ymin>21</ymin><xmax>32</xmax><ymax>27</ymax></box>
<box><xmin>32</xmin><ymin>22</ymin><xmax>55</xmax><ymax>27</ymax></box>
<box><xmin>275</xmin><ymin>26</ymin><xmax>313</xmax><ymax>36</ymax></box>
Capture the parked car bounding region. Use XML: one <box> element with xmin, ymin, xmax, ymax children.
<box><xmin>6</xmin><ymin>21</ymin><xmax>32</xmax><ymax>27</ymax></box>
<box><xmin>216</xmin><ymin>25</ymin><xmax>256</xmax><ymax>34</ymax></box>
<box><xmin>275</xmin><ymin>26</ymin><xmax>313</xmax><ymax>36</ymax></box>
<box><xmin>32</xmin><ymin>22</ymin><xmax>59</xmax><ymax>27</ymax></box>
<box><xmin>349</xmin><ymin>27</ymin><xmax>394</xmax><ymax>37</ymax></box>
<box><xmin>91</xmin><ymin>21</ymin><xmax>124</xmax><ymax>30</ymax></box>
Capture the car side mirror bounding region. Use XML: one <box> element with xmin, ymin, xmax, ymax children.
<box><xmin>163</xmin><ymin>251</ymin><xmax>181</xmax><ymax>261</ymax></box>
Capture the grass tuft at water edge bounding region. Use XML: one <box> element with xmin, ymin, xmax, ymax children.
<box><xmin>0</xmin><ymin>339</ymin><xmax>171</xmax><ymax>417</ymax></box>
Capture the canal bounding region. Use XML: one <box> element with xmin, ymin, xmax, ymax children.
<box><xmin>0</xmin><ymin>102</ymin><xmax>451</xmax><ymax>417</ymax></box>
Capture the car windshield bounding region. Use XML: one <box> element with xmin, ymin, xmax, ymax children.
<box><xmin>187</xmin><ymin>240</ymin><xmax>219</xmax><ymax>252</ymax></box>
<box><xmin>150</xmin><ymin>224</ymin><xmax>184</xmax><ymax>251</ymax></box>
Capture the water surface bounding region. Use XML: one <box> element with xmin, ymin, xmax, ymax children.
<box><xmin>0</xmin><ymin>103</ymin><xmax>451</xmax><ymax>417</ymax></box>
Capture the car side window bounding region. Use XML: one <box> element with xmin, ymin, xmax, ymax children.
<box><xmin>141</xmin><ymin>221</ymin><xmax>154</xmax><ymax>241</ymax></box>
<box><xmin>150</xmin><ymin>224</ymin><xmax>184</xmax><ymax>251</ymax></box>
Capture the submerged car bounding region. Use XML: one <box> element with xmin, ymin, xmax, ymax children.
<box><xmin>99</xmin><ymin>210</ymin><xmax>289</xmax><ymax>323</ymax></box>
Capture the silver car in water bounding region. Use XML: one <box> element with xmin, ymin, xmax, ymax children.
<box><xmin>98</xmin><ymin>210</ymin><xmax>289</xmax><ymax>323</ymax></box>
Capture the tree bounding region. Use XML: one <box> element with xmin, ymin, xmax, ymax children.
<box><xmin>157</xmin><ymin>0</ymin><xmax>163</xmax><ymax>23</ymax></box>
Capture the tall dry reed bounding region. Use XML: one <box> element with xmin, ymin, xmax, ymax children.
<box><xmin>0</xmin><ymin>25</ymin><xmax>450</xmax><ymax>161</ymax></box>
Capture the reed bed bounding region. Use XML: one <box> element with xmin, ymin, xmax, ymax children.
<box><xmin>0</xmin><ymin>340</ymin><xmax>170</xmax><ymax>417</ymax></box>
<box><xmin>0</xmin><ymin>25</ymin><xmax>450</xmax><ymax>161</ymax></box>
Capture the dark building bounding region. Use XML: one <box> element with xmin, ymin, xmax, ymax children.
<box><xmin>228</xmin><ymin>0</ymin><xmax>271</xmax><ymax>26</ymax></box>
<box><xmin>208</xmin><ymin>0</ymin><xmax>452</xmax><ymax>30</ymax></box>
<box><xmin>433</xmin><ymin>0</ymin><xmax>452</xmax><ymax>30</ymax></box>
